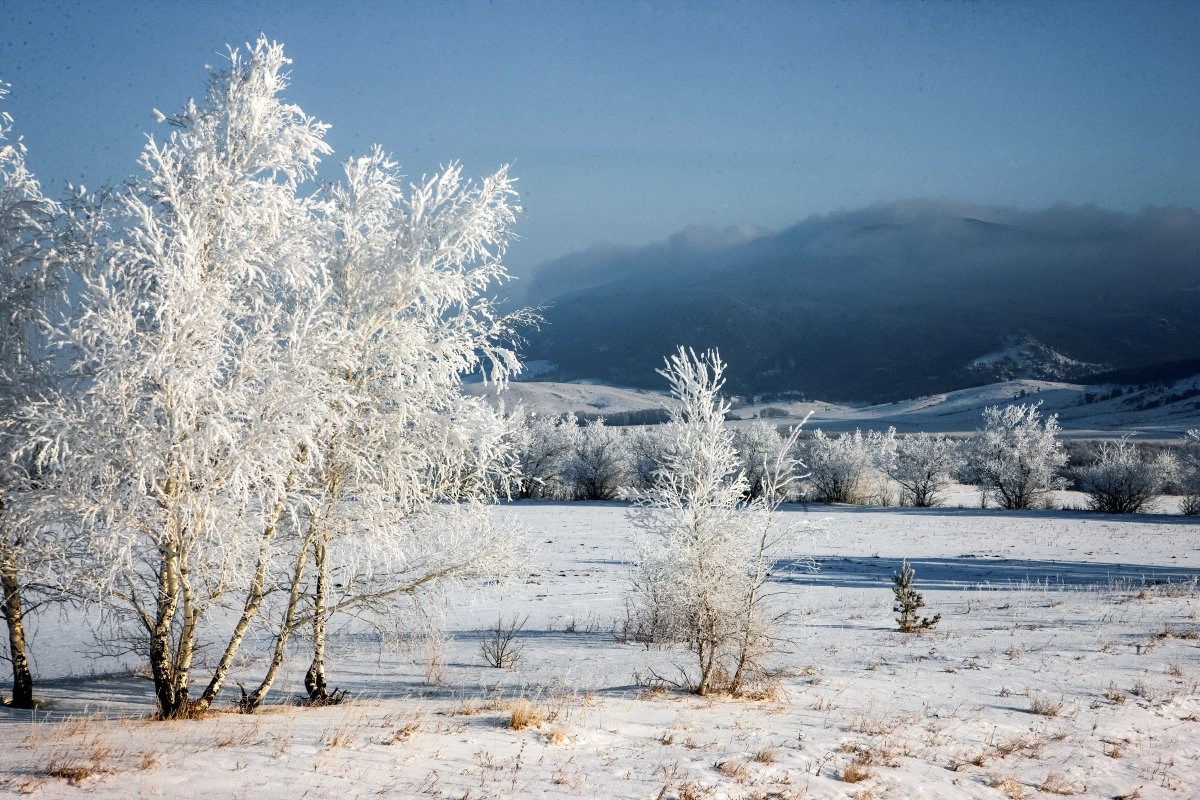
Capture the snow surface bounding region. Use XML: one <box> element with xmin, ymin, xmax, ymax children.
<box><xmin>464</xmin><ymin>380</ymin><xmax>668</xmax><ymax>417</ymax></box>
<box><xmin>3</xmin><ymin>503</ymin><xmax>1199</xmax><ymax>798</ymax></box>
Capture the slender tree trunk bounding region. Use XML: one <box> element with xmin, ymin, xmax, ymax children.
<box><xmin>241</xmin><ymin>528</ymin><xmax>312</xmax><ymax>711</ymax></box>
<box><xmin>171</xmin><ymin>546</ymin><xmax>199</xmax><ymax>714</ymax></box>
<box><xmin>1</xmin><ymin>540</ymin><xmax>33</xmax><ymax>709</ymax></box>
<box><xmin>199</xmin><ymin>460</ymin><xmax>301</xmax><ymax>710</ymax></box>
<box><xmin>304</xmin><ymin>532</ymin><xmax>329</xmax><ymax>703</ymax></box>
<box><xmin>304</xmin><ymin>466</ymin><xmax>339</xmax><ymax>704</ymax></box>
<box><xmin>149</xmin><ymin>543</ymin><xmax>183</xmax><ymax>718</ymax></box>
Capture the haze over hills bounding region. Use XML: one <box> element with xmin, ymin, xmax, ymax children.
<box><xmin>518</xmin><ymin>200</ymin><xmax>1200</xmax><ymax>402</ymax></box>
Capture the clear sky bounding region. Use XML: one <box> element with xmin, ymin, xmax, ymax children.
<box><xmin>3</xmin><ymin>0</ymin><xmax>1199</xmax><ymax>278</ymax></box>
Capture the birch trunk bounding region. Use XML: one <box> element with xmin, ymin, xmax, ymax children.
<box><xmin>149</xmin><ymin>542</ymin><xmax>184</xmax><ymax>717</ymax></box>
<box><xmin>198</xmin><ymin>460</ymin><xmax>301</xmax><ymax>710</ymax></box>
<box><xmin>240</xmin><ymin>528</ymin><xmax>312</xmax><ymax>711</ymax></box>
<box><xmin>0</xmin><ymin>538</ymin><xmax>33</xmax><ymax>709</ymax></box>
<box><xmin>303</xmin><ymin>533</ymin><xmax>329</xmax><ymax>703</ymax></box>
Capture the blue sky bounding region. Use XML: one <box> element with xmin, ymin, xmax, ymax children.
<box><xmin>3</xmin><ymin>0</ymin><xmax>1198</xmax><ymax>278</ymax></box>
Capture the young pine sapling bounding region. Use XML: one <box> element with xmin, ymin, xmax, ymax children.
<box><xmin>892</xmin><ymin>559</ymin><xmax>940</xmax><ymax>633</ymax></box>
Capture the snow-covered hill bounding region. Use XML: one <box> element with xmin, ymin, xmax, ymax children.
<box><xmin>967</xmin><ymin>334</ymin><xmax>1106</xmax><ymax>382</ymax></box>
<box><xmin>463</xmin><ymin>380</ymin><xmax>668</xmax><ymax>418</ymax></box>
<box><xmin>468</xmin><ymin>373</ymin><xmax>1200</xmax><ymax>438</ymax></box>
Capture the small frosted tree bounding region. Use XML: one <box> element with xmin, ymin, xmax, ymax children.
<box><xmin>510</xmin><ymin>410</ymin><xmax>579</xmax><ymax>499</ymax></box>
<box><xmin>805</xmin><ymin>428</ymin><xmax>891</xmax><ymax>504</ymax></box>
<box><xmin>1076</xmin><ymin>437</ymin><xmax>1176</xmax><ymax>514</ymax></box>
<box><xmin>968</xmin><ymin>403</ymin><xmax>1068</xmax><ymax>510</ymax></box>
<box><xmin>627</xmin><ymin>347</ymin><xmax>804</xmax><ymax>695</ymax></box>
<box><xmin>563</xmin><ymin>419</ymin><xmax>629</xmax><ymax>500</ymax></box>
<box><xmin>887</xmin><ymin>433</ymin><xmax>962</xmax><ymax>508</ymax></box>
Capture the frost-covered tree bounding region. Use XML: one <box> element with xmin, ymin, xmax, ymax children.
<box><xmin>0</xmin><ymin>80</ymin><xmax>64</xmax><ymax>709</ymax></box>
<box><xmin>887</xmin><ymin>433</ymin><xmax>962</xmax><ymax>508</ymax></box>
<box><xmin>245</xmin><ymin>145</ymin><xmax>530</xmax><ymax>707</ymax></box>
<box><xmin>804</xmin><ymin>428</ymin><xmax>892</xmax><ymax>504</ymax></box>
<box><xmin>967</xmin><ymin>403</ymin><xmax>1068</xmax><ymax>510</ymax></box>
<box><xmin>563</xmin><ymin>418</ymin><xmax>629</xmax><ymax>500</ymax></box>
<box><xmin>733</xmin><ymin>421</ymin><xmax>798</xmax><ymax>500</ymax></box>
<box><xmin>627</xmin><ymin>348</ymin><xmax>804</xmax><ymax>696</ymax></box>
<box><xmin>1075</xmin><ymin>437</ymin><xmax>1176</xmax><ymax>514</ymax></box>
<box><xmin>24</xmin><ymin>40</ymin><xmax>338</xmax><ymax>718</ymax></box>
<box><xmin>625</xmin><ymin>424</ymin><xmax>672</xmax><ymax>492</ymax></box>
<box><xmin>26</xmin><ymin>39</ymin><xmax>530</xmax><ymax>717</ymax></box>
<box><xmin>510</xmin><ymin>409</ymin><xmax>579</xmax><ymax>499</ymax></box>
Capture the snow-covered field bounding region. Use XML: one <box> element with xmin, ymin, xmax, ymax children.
<box><xmin>3</xmin><ymin>502</ymin><xmax>1200</xmax><ymax>799</ymax></box>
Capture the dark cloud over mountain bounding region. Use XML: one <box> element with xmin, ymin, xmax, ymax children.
<box><xmin>519</xmin><ymin>200</ymin><xmax>1200</xmax><ymax>401</ymax></box>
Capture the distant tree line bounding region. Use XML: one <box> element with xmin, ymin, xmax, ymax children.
<box><xmin>504</xmin><ymin>404</ymin><xmax>1200</xmax><ymax>515</ymax></box>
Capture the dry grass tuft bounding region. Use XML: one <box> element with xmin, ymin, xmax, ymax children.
<box><xmin>753</xmin><ymin>747</ymin><xmax>778</xmax><ymax>764</ymax></box>
<box><xmin>43</xmin><ymin>762</ymin><xmax>102</xmax><ymax>786</ymax></box>
<box><xmin>841</xmin><ymin>762</ymin><xmax>873</xmax><ymax>783</ymax></box>
<box><xmin>1028</xmin><ymin>692</ymin><xmax>1063</xmax><ymax>717</ymax></box>
<box><xmin>716</xmin><ymin>759</ymin><xmax>750</xmax><ymax>783</ymax></box>
<box><xmin>545</xmin><ymin>728</ymin><xmax>571</xmax><ymax>746</ymax></box>
<box><xmin>323</xmin><ymin>707</ymin><xmax>367</xmax><ymax>749</ymax></box>
<box><xmin>508</xmin><ymin>698</ymin><xmax>545</xmax><ymax>731</ymax></box>
<box><xmin>1038</xmin><ymin>772</ymin><xmax>1086</xmax><ymax>795</ymax></box>
<box><xmin>1106</xmin><ymin>681</ymin><xmax>1127</xmax><ymax>704</ymax></box>
<box><xmin>386</xmin><ymin>721</ymin><xmax>422</xmax><ymax>745</ymax></box>
<box><xmin>987</xmin><ymin>774</ymin><xmax>1026</xmax><ymax>799</ymax></box>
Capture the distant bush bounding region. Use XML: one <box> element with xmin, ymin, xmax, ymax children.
<box><xmin>1075</xmin><ymin>437</ymin><xmax>1176</xmax><ymax>514</ymax></box>
<box><xmin>562</xmin><ymin>419</ymin><xmax>629</xmax><ymax>499</ymax></box>
<box><xmin>804</xmin><ymin>428</ymin><xmax>893</xmax><ymax>504</ymax></box>
<box><xmin>733</xmin><ymin>421</ymin><xmax>797</xmax><ymax>500</ymax></box>
<box><xmin>1180</xmin><ymin>430</ymin><xmax>1200</xmax><ymax>515</ymax></box>
<box><xmin>886</xmin><ymin>433</ymin><xmax>962</xmax><ymax>507</ymax></box>
<box><xmin>967</xmin><ymin>403</ymin><xmax>1067</xmax><ymax>510</ymax></box>
<box><xmin>758</xmin><ymin>406</ymin><xmax>789</xmax><ymax>419</ymax></box>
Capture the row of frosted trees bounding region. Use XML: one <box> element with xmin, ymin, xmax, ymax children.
<box><xmin>508</xmin><ymin>404</ymin><xmax>1200</xmax><ymax>514</ymax></box>
<box><xmin>0</xmin><ymin>41</ymin><xmax>535</xmax><ymax>714</ymax></box>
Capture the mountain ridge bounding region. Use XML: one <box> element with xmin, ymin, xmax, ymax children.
<box><xmin>518</xmin><ymin>200</ymin><xmax>1200</xmax><ymax>402</ymax></box>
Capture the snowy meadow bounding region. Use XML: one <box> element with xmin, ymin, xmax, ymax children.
<box><xmin>3</xmin><ymin>504</ymin><xmax>1200</xmax><ymax>799</ymax></box>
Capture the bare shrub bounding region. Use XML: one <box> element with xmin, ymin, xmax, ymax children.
<box><xmin>480</xmin><ymin>614</ymin><xmax>527</xmax><ymax>669</ymax></box>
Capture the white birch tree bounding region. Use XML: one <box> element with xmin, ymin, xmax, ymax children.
<box><xmin>25</xmin><ymin>39</ymin><xmax>338</xmax><ymax>718</ymax></box>
<box><xmin>242</xmin><ymin>145</ymin><xmax>531</xmax><ymax>707</ymax></box>
<box><xmin>0</xmin><ymin>80</ymin><xmax>64</xmax><ymax>709</ymax></box>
